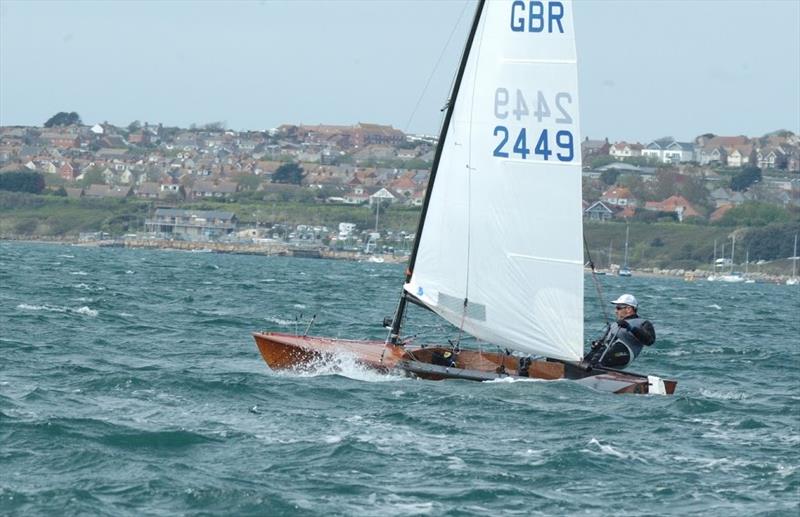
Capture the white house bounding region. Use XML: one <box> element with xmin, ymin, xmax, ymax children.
<box><xmin>369</xmin><ymin>187</ymin><xmax>398</xmax><ymax>206</ymax></box>
<box><xmin>642</xmin><ymin>138</ymin><xmax>695</xmax><ymax>164</ymax></box>
<box><xmin>609</xmin><ymin>142</ymin><xmax>643</xmax><ymax>160</ymax></box>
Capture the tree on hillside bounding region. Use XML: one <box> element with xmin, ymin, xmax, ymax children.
<box><xmin>271</xmin><ymin>163</ymin><xmax>305</xmax><ymax>185</ymax></box>
<box><xmin>650</xmin><ymin>169</ymin><xmax>681</xmax><ymax>201</ymax></box>
<box><xmin>44</xmin><ymin>111</ymin><xmax>82</xmax><ymax>127</ymax></box>
<box><xmin>746</xmin><ymin>222</ymin><xmax>800</xmax><ymax>260</ymax></box>
<box><xmin>718</xmin><ymin>201</ymin><xmax>793</xmax><ymax>227</ymax></box>
<box><xmin>730</xmin><ymin>165</ymin><xmax>761</xmax><ymax>192</ymax></box>
<box><xmin>618</xmin><ymin>174</ymin><xmax>648</xmax><ymax>202</ymax></box>
<box><xmin>600</xmin><ymin>169</ymin><xmax>620</xmax><ymax>186</ymax></box>
<box><xmin>680</xmin><ymin>174</ymin><xmax>711</xmax><ymax>211</ymax></box>
<box><xmin>236</xmin><ymin>174</ymin><xmax>265</xmax><ymax>191</ymax></box>
<box><xmin>0</xmin><ymin>171</ymin><xmax>45</xmax><ymax>194</ymax></box>
<box><xmin>582</xmin><ymin>178</ymin><xmax>603</xmax><ymax>201</ymax></box>
<box><xmin>77</xmin><ymin>167</ymin><xmax>106</xmax><ymax>188</ymax></box>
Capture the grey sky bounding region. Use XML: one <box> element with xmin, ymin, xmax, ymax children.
<box><xmin>1</xmin><ymin>0</ymin><xmax>798</xmax><ymax>142</ymax></box>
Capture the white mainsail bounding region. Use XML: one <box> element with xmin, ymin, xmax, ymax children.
<box><xmin>405</xmin><ymin>0</ymin><xmax>584</xmax><ymax>361</ymax></box>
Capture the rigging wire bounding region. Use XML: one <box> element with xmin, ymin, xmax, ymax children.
<box><xmin>402</xmin><ymin>1</ymin><xmax>471</xmax><ymax>134</ymax></box>
<box><xmin>583</xmin><ymin>234</ymin><xmax>611</xmax><ymax>325</ymax></box>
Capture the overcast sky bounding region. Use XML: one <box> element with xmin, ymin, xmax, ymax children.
<box><xmin>1</xmin><ymin>0</ymin><xmax>798</xmax><ymax>142</ymax></box>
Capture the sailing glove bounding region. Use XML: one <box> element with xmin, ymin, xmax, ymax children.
<box><xmin>616</xmin><ymin>319</ymin><xmax>630</xmax><ymax>330</ymax></box>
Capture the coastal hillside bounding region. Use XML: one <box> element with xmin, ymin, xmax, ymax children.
<box><xmin>2</xmin><ymin>191</ymin><xmax>798</xmax><ymax>275</ymax></box>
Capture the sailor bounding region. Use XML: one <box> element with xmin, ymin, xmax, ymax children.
<box><xmin>587</xmin><ymin>294</ymin><xmax>656</xmax><ymax>369</ymax></box>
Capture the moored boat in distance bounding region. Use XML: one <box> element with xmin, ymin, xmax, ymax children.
<box><xmin>787</xmin><ymin>233</ymin><xmax>799</xmax><ymax>285</ymax></box>
<box><xmin>618</xmin><ymin>223</ymin><xmax>632</xmax><ymax>277</ymax></box>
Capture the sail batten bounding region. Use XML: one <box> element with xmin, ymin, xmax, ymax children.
<box><xmin>405</xmin><ymin>0</ymin><xmax>584</xmax><ymax>361</ymax></box>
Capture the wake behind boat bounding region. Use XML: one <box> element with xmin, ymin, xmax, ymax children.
<box><xmin>253</xmin><ymin>0</ymin><xmax>676</xmax><ymax>395</ymax></box>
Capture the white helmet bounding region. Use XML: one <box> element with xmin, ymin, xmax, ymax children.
<box><xmin>610</xmin><ymin>293</ymin><xmax>638</xmax><ymax>309</ymax></box>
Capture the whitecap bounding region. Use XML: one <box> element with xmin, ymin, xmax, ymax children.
<box><xmin>323</xmin><ymin>435</ymin><xmax>343</xmax><ymax>444</ymax></box>
<box><xmin>57</xmin><ymin>254</ymin><xmax>75</xmax><ymax>258</ymax></box>
<box><xmin>265</xmin><ymin>316</ymin><xmax>295</xmax><ymax>326</ymax></box>
<box><xmin>586</xmin><ymin>437</ymin><xmax>629</xmax><ymax>459</ymax></box>
<box><xmin>706</xmin><ymin>304</ymin><xmax>722</xmax><ymax>310</ymax></box>
<box><xmin>447</xmin><ymin>456</ymin><xmax>467</xmax><ymax>470</ymax></box>
<box><xmin>293</xmin><ymin>304</ymin><xmax>307</xmax><ymax>309</ymax></box>
<box><xmin>663</xmin><ymin>350</ymin><xmax>691</xmax><ymax>356</ymax></box>
<box><xmin>70</xmin><ymin>271</ymin><xmax>88</xmax><ymax>276</ymax></box>
<box><xmin>17</xmin><ymin>303</ymin><xmax>97</xmax><ymax>317</ymax></box>
<box><xmin>125</xmin><ymin>270</ymin><xmax>134</xmax><ymax>274</ymax></box>
<box><xmin>17</xmin><ymin>303</ymin><xmax>66</xmax><ymax>313</ymax></box>
<box><xmin>699</xmin><ymin>389</ymin><xmax>748</xmax><ymax>400</ymax></box>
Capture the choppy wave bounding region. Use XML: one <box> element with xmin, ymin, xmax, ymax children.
<box><xmin>17</xmin><ymin>303</ymin><xmax>98</xmax><ymax>317</ymax></box>
<box><xmin>2</xmin><ymin>241</ymin><xmax>799</xmax><ymax>516</ymax></box>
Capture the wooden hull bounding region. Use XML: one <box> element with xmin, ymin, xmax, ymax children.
<box><xmin>252</xmin><ymin>332</ymin><xmax>677</xmax><ymax>395</ymax></box>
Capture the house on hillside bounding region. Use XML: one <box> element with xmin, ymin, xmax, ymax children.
<box><xmin>756</xmin><ymin>147</ymin><xmax>787</xmax><ymax>169</ymax></box>
<box><xmin>191</xmin><ymin>180</ymin><xmax>238</xmax><ymax>199</ymax></box>
<box><xmin>344</xmin><ymin>185</ymin><xmax>370</xmax><ymax>204</ymax></box>
<box><xmin>609</xmin><ymin>142</ymin><xmax>643</xmax><ymax>160</ymax></box>
<box><xmin>584</xmin><ymin>201</ymin><xmax>616</xmax><ymax>222</ymax></box>
<box><xmin>581</xmin><ymin>137</ymin><xmax>610</xmax><ymax>158</ymax></box>
<box><xmin>84</xmin><ymin>184</ymin><xmax>132</xmax><ymax>199</ymax></box>
<box><xmin>369</xmin><ymin>187</ymin><xmax>401</xmax><ymax>206</ymax></box>
<box><xmin>145</xmin><ymin>208</ymin><xmax>237</xmax><ymax>240</ymax></box>
<box><xmin>601</xmin><ymin>186</ymin><xmax>636</xmax><ymax>208</ymax></box>
<box><xmin>642</xmin><ymin>138</ymin><xmax>695</xmax><ymax>164</ymax></box>
<box><xmin>58</xmin><ymin>162</ymin><xmax>75</xmax><ymax>181</ymax></box>
<box><xmin>406</xmin><ymin>189</ymin><xmax>426</xmax><ymax>207</ymax></box>
<box><xmin>698</xmin><ymin>146</ymin><xmax>727</xmax><ymax>165</ymax></box>
<box><xmin>644</xmin><ymin>195</ymin><xmax>701</xmax><ymax>222</ymax></box>
<box><xmin>727</xmin><ymin>146</ymin><xmax>753</xmax><ymax>167</ymax></box>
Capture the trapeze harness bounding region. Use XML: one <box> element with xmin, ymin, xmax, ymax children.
<box><xmin>589</xmin><ymin>317</ymin><xmax>656</xmax><ymax>369</ymax></box>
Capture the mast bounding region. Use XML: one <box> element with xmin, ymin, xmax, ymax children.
<box><xmin>389</xmin><ymin>0</ymin><xmax>486</xmax><ymax>343</ymax></box>
<box><xmin>623</xmin><ymin>223</ymin><xmax>630</xmax><ymax>269</ymax></box>
<box><xmin>745</xmin><ymin>248</ymin><xmax>749</xmax><ymax>275</ymax></box>
<box><xmin>730</xmin><ymin>235</ymin><xmax>736</xmax><ymax>274</ymax></box>
<box><xmin>793</xmin><ymin>233</ymin><xmax>798</xmax><ymax>279</ymax></box>
<box><xmin>375</xmin><ymin>197</ymin><xmax>380</xmax><ymax>233</ymax></box>
<box><xmin>712</xmin><ymin>239</ymin><xmax>717</xmax><ymax>271</ymax></box>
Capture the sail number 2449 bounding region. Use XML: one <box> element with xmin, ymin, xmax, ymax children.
<box><xmin>492</xmin><ymin>87</ymin><xmax>574</xmax><ymax>162</ymax></box>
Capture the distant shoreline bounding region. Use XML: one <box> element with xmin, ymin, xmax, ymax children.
<box><xmin>3</xmin><ymin>235</ymin><xmax>792</xmax><ymax>282</ymax></box>
<box><xmin>0</xmin><ymin>235</ymin><xmax>408</xmax><ymax>264</ymax></box>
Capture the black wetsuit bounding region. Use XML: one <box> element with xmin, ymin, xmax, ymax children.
<box><xmin>588</xmin><ymin>314</ymin><xmax>656</xmax><ymax>369</ymax></box>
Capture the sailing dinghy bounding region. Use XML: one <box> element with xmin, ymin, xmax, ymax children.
<box><xmin>253</xmin><ymin>0</ymin><xmax>676</xmax><ymax>395</ymax></box>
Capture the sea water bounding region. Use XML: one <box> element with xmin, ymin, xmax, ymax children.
<box><xmin>1</xmin><ymin>241</ymin><xmax>798</xmax><ymax>516</ymax></box>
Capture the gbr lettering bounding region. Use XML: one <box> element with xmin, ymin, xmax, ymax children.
<box><xmin>510</xmin><ymin>1</ymin><xmax>565</xmax><ymax>34</ymax></box>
